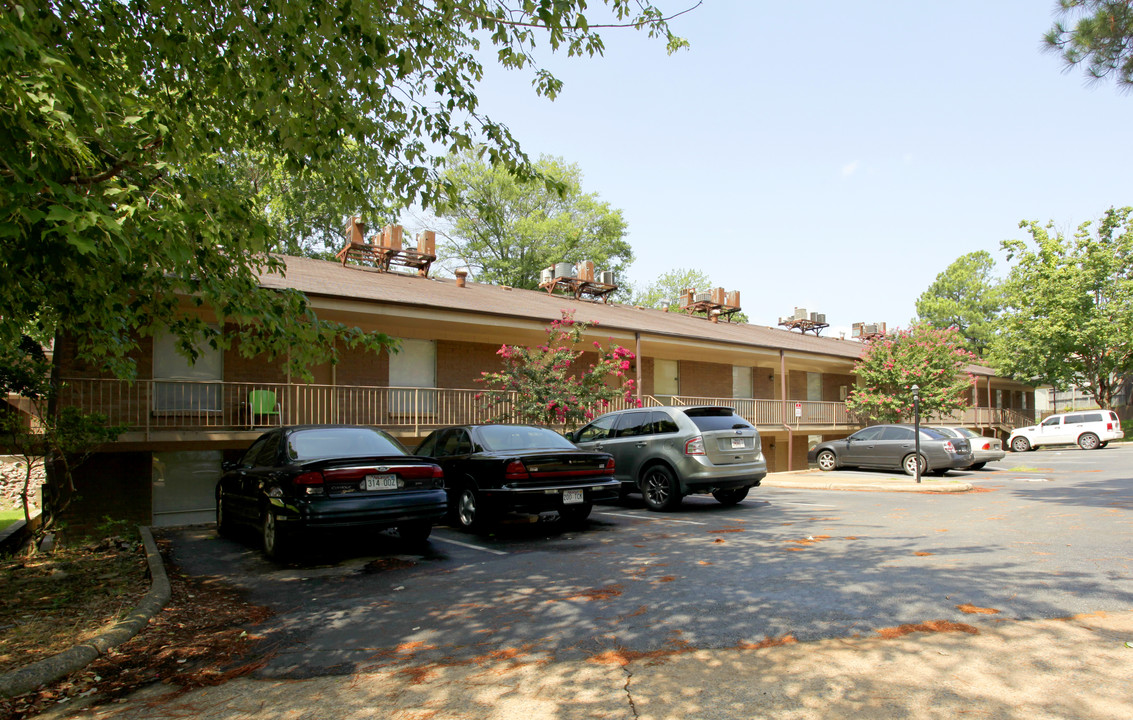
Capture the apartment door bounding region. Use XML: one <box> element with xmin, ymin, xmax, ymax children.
<box><xmin>151</xmin><ymin>450</ymin><xmax>223</xmax><ymax>527</ymax></box>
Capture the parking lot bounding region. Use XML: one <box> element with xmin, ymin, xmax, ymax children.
<box><xmin>161</xmin><ymin>445</ymin><xmax>1133</xmax><ymax>681</ymax></box>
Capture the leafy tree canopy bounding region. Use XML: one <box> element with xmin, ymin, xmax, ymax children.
<box><xmin>990</xmin><ymin>207</ymin><xmax>1133</xmax><ymax>409</ymax></box>
<box><xmin>845</xmin><ymin>325</ymin><xmax>976</xmax><ymax>425</ymax></box>
<box><xmin>631</xmin><ymin>267</ymin><xmax>749</xmax><ymax>322</ymax></box>
<box><xmin>1045</xmin><ymin>1</ymin><xmax>1133</xmax><ymax>90</ymax></box>
<box><xmin>1</xmin><ymin>1</ymin><xmax>686</xmax><ymax>378</ymax></box>
<box><xmin>432</xmin><ymin>150</ymin><xmax>633</xmax><ymax>289</ymax></box>
<box><xmin>914</xmin><ymin>251</ymin><xmax>1002</xmax><ymax>357</ymax></box>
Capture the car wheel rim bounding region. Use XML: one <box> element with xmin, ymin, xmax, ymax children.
<box><xmin>818</xmin><ymin>452</ymin><xmax>835</xmax><ymax>471</ymax></box>
<box><xmin>458</xmin><ymin>491</ymin><xmax>477</xmax><ymax>527</ymax></box>
<box><xmin>905</xmin><ymin>456</ymin><xmax>920</xmax><ymax>475</ymax></box>
<box><xmin>1081</xmin><ymin>435</ymin><xmax>1098</xmax><ymax>449</ymax></box>
<box><xmin>1012</xmin><ymin>438</ymin><xmax>1028</xmax><ymax>452</ymax></box>
<box><xmin>644</xmin><ymin>472</ymin><xmax>669</xmax><ymax>505</ymax></box>
<box><xmin>263</xmin><ymin>513</ymin><xmax>276</xmax><ymax>554</ymax></box>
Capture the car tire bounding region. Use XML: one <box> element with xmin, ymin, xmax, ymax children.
<box><xmin>216</xmin><ymin>494</ymin><xmax>233</xmax><ymax>538</ymax></box>
<box><xmin>640</xmin><ymin>465</ymin><xmax>682</xmax><ymax>512</ymax></box>
<box><xmin>261</xmin><ymin>510</ymin><xmax>289</xmax><ymax>561</ymax></box>
<box><xmin>1010</xmin><ymin>436</ymin><xmax>1031</xmax><ymax>453</ymax></box>
<box><xmin>559</xmin><ymin>502</ymin><xmax>593</xmax><ymax>525</ymax></box>
<box><xmin>902</xmin><ymin>453</ymin><xmax>926</xmax><ymax>477</ymax></box>
<box><xmin>711</xmin><ymin>487</ymin><xmax>749</xmax><ymax>506</ymax></box>
<box><xmin>815</xmin><ymin>450</ymin><xmax>837</xmax><ymax>472</ymax></box>
<box><xmin>1078</xmin><ymin>432</ymin><xmax>1100</xmax><ymax>450</ymax></box>
<box><xmin>395</xmin><ymin>520</ymin><xmax>433</xmax><ymax>547</ymax></box>
<box><xmin>1100</xmin><ymin>441</ymin><xmax>1109</xmax><ymax>448</ymax></box>
<box><xmin>455</xmin><ymin>487</ymin><xmax>491</xmax><ymax>532</ymax></box>
<box><xmin>968</xmin><ymin>462</ymin><xmax>986</xmax><ymax>470</ymax></box>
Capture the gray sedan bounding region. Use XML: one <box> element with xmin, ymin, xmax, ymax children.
<box><xmin>930</xmin><ymin>426</ymin><xmax>1005</xmax><ymax>470</ymax></box>
<box><xmin>808</xmin><ymin>424</ymin><xmax>973</xmax><ymax>476</ymax></box>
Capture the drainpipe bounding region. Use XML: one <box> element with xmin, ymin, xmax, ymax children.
<box><xmin>780</xmin><ymin>350</ymin><xmax>793</xmax><ymax>472</ymax></box>
<box><xmin>635</xmin><ymin>332</ymin><xmax>642</xmax><ymax>404</ymax></box>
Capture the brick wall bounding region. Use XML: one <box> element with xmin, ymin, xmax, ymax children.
<box><xmin>822</xmin><ymin>373</ymin><xmax>854</xmax><ymax>402</ymax></box>
<box><xmin>436</xmin><ymin>341</ymin><xmax>501</xmax><ymax>388</ymax></box>
<box><xmin>678</xmin><ymin>360</ymin><xmax>732</xmax><ymax>398</ymax></box>
<box><xmin>339</xmin><ymin>344</ymin><xmax>389</xmax><ymax>386</ymax></box>
<box><xmin>753</xmin><ymin>368</ymin><xmax>777</xmax><ymax>399</ymax></box>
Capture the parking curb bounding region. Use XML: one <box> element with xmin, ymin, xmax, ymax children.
<box><xmin>0</xmin><ymin>526</ymin><xmax>171</xmax><ymax>699</ymax></box>
<box><xmin>763</xmin><ymin>471</ymin><xmax>973</xmax><ymax>493</ymax></box>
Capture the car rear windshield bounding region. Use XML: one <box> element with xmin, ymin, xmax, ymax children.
<box><xmin>477</xmin><ymin>425</ymin><xmax>576</xmax><ymax>452</ymax></box>
<box><xmin>286</xmin><ymin>428</ymin><xmax>407</xmax><ymax>461</ymax></box>
<box><xmin>682</xmin><ymin>407</ymin><xmax>753</xmax><ymax>431</ymax></box>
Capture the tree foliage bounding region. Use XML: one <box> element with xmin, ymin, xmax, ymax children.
<box><xmin>845</xmin><ymin>325</ymin><xmax>976</xmax><ymax>424</ymax></box>
<box><xmin>991</xmin><ymin>207</ymin><xmax>1133</xmax><ymax>409</ymax></box>
<box><xmin>631</xmin><ymin>267</ymin><xmax>749</xmax><ymax>322</ymax></box>
<box><xmin>1045</xmin><ymin>0</ymin><xmax>1133</xmax><ymax>90</ymax></box>
<box><xmin>1</xmin><ymin>1</ymin><xmax>685</xmax><ymax>378</ymax></box>
<box><xmin>478</xmin><ymin>311</ymin><xmax>639</xmax><ymax>429</ymax></box>
<box><xmin>0</xmin><ymin>340</ymin><xmax>124</xmax><ymax>531</ymax></box>
<box><xmin>433</xmin><ymin>151</ymin><xmax>633</xmax><ymax>289</ymax></box>
<box><xmin>914</xmin><ymin>251</ymin><xmax>1002</xmax><ymax>357</ymax></box>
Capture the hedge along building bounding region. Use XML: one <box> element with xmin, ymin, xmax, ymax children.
<box><xmin>47</xmin><ymin>250</ymin><xmax>1035</xmax><ymax>530</ymax></box>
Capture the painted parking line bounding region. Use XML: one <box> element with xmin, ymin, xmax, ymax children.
<box><xmin>429</xmin><ymin>534</ymin><xmax>509</xmax><ymax>555</ymax></box>
<box><xmin>773</xmin><ymin>501</ymin><xmax>839</xmax><ymax>508</ymax></box>
<box><xmin>596</xmin><ymin>511</ymin><xmax>707</xmax><ymax>525</ymax></box>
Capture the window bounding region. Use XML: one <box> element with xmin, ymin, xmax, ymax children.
<box><xmin>806</xmin><ymin>372</ymin><xmax>822</xmax><ymax>402</ymax></box>
<box><xmin>683</xmin><ymin>407</ymin><xmax>752</xmax><ymax>431</ymax></box>
<box><xmin>1042</xmin><ymin>416</ymin><xmax>1061</xmax><ymax>427</ymax></box>
<box><xmin>615</xmin><ymin>411</ymin><xmax>652</xmax><ymax>438</ymax></box>
<box><xmin>650</xmin><ymin>411</ymin><xmax>679</xmax><ymax>434</ymax></box>
<box><xmin>850</xmin><ymin>427</ymin><xmax>883</xmax><ymax>441</ymax></box>
<box><xmin>153</xmin><ymin>329</ymin><xmax>222</xmax><ymax>412</ymax></box>
<box><xmin>389</xmin><ymin>338</ymin><xmax>436</xmax><ymax>415</ymax></box>
<box><xmin>438</xmin><ymin>429</ymin><xmax>473</xmax><ymax>456</ymax></box>
<box><xmin>577</xmin><ymin>415</ymin><xmax>618</xmax><ymax>443</ymax></box>
<box><xmin>879</xmin><ymin>426</ymin><xmax>914</xmax><ymax>441</ymax></box>
<box><xmin>732</xmin><ymin>366</ymin><xmax>753</xmax><ymax>399</ymax></box>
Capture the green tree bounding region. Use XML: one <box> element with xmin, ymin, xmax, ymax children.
<box><xmin>0</xmin><ymin>340</ymin><xmax>124</xmax><ymax>532</ymax></box>
<box><xmin>1</xmin><ymin>1</ymin><xmax>685</xmax><ymax>379</ymax></box>
<box><xmin>631</xmin><ymin>267</ymin><xmax>749</xmax><ymax>322</ymax></box>
<box><xmin>478</xmin><ymin>311</ymin><xmax>639</xmax><ymax>429</ymax></box>
<box><xmin>1045</xmin><ymin>1</ymin><xmax>1133</xmax><ymax>90</ymax></box>
<box><xmin>433</xmin><ymin>151</ymin><xmax>633</xmax><ymax>289</ymax></box>
<box><xmin>914</xmin><ymin>251</ymin><xmax>1002</xmax><ymax>357</ymax></box>
<box><xmin>845</xmin><ymin>325</ymin><xmax>976</xmax><ymax>424</ymax></box>
<box><xmin>991</xmin><ymin>207</ymin><xmax>1133</xmax><ymax>409</ymax></box>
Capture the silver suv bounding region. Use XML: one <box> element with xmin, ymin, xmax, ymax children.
<box><xmin>569</xmin><ymin>406</ymin><xmax>767</xmax><ymax>511</ymax></box>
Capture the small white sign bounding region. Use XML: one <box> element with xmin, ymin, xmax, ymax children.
<box><xmin>794</xmin><ymin>402</ymin><xmax>802</xmax><ymax>417</ymax></box>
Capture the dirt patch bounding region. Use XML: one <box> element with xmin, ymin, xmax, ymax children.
<box><xmin>706</xmin><ymin>528</ymin><xmax>745</xmax><ymax>534</ymax></box>
<box><xmin>956</xmin><ymin>604</ymin><xmax>1000</xmax><ymax>615</ymax></box>
<box><xmin>561</xmin><ymin>584</ymin><xmax>623</xmax><ymax>602</ymax></box>
<box><xmin>736</xmin><ymin>635</ymin><xmax>797</xmax><ymax>650</ymax></box>
<box><xmin>586</xmin><ymin>637</ymin><xmax>696</xmax><ymax>667</ymax></box>
<box><xmin>914</xmin><ymin>551</ymin><xmax>933</xmax><ymax>557</ymax></box>
<box><xmin>875</xmin><ymin>620</ymin><xmax>980</xmax><ymax>639</ymax></box>
<box><xmin>0</xmin><ymin>539</ymin><xmax>273</xmax><ymax>720</ymax></box>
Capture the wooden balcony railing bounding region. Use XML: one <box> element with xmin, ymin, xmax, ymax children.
<box><xmin>51</xmin><ymin>379</ymin><xmax>1034</xmax><ymax>439</ymax></box>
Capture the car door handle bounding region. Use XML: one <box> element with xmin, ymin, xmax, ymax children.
<box><xmin>594</xmin><ymin>444</ymin><xmax>606</xmax><ymax>450</ymax></box>
<box><xmin>635</xmin><ymin>442</ymin><xmax>647</xmax><ymax>448</ymax></box>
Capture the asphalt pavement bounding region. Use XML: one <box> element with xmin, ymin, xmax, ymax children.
<box><xmin>20</xmin><ymin>447</ymin><xmax>1133</xmax><ymax>718</ymax></box>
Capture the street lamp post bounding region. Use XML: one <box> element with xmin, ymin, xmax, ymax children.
<box><xmin>912</xmin><ymin>384</ymin><xmax>921</xmax><ymax>484</ymax></box>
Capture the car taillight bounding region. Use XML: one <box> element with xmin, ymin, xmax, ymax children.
<box><xmin>294</xmin><ymin>471</ymin><xmax>325</xmax><ymax>496</ymax></box>
<box><xmin>604</xmin><ymin>457</ymin><xmax>615</xmax><ymax>474</ymax></box>
<box><xmin>1107</xmin><ymin>422</ymin><xmax>1114</xmax><ymax>431</ymax></box>
<box><xmin>943</xmin><ymin>441</ymin><xmax>955</xmax><ymax>454</ymax></box>
<box><xmin>981</xmin><ymin>442</ymin><xmax>991</xmax><ymax>451</ymax></box>
<box><xmin>431</xmin><ymin>464</ymin><xmax>445</xmax><ymax>489</ymax></box>
<box><xmin>685</xmin><ymin>436</ymin><xmax>705</xmax><ymax>455</ymax></box>
<box><xmin>504</xmin><ymin>460</ymin><xmax>529</xmax><ymax>481</ymax></box>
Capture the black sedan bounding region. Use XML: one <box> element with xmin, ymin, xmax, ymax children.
<box><xmin>216</xmin><ymin>425</ymin><xmax>447</xmax><ymax>559</ymax></box>
<box><xmin>808</xmin><ymin>424</ymin><xmax>973</xmax><ymax>476</ymax></box>
<box><xmin>414</xmin><ymin>424</ymin><xmax>619</xmax><ymax>530</ymax></box>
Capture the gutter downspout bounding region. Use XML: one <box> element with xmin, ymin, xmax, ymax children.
<box><xmin>780</xmin><ymin>350</ymin><xmax>793</xmax><ymax>472</ymax></box>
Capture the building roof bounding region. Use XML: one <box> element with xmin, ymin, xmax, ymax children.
<box><xmin>261</xmin><ymin>255</ymin><xmax>1000</xmax><ymax>375</ymax></box>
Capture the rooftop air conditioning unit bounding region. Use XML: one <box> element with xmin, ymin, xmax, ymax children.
<box><xmin>792</xmin><ymin>307</ymin><xmax>808</xmax><ymax>321</ymax></box>
<box><xmin>553</xmin><ymin>262</ymin><xmax>575</xmax><ymax>279</ymax></box>
<box><xmin>810</xmin><ymin>312</ymin><xmax>826</xmax><ymax>323</ymax></box>
<box><xmin>864</xmin><ymin>323</ymin><xmax>879</xmax><ymax>335</ymax></box>
<box><xmin>694</xmin><ymin>292</ymin><xmax>712</xmax><ymax>303</ymax></box>
<box><xmin>540</xmin><ymin>267</ymin><xmax>554</xmax><ymax>285</ymax></box>
<box><xmin>598</xmin><ymin>270</ymin><xmax>616</xmax><ymax>286</ymax></box>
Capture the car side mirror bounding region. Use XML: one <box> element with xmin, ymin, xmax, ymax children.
<box><xmin>221</xmin><ymin>461</ymin><xmax>237</xmax><ymax>472</ymax></box>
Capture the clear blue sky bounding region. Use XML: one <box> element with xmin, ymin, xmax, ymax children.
<box><xmin>462</xmin><ymin>1</ymin><xmax>1132</xmax><ymax>338</ymax></box>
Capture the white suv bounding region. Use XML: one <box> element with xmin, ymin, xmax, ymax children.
<box><xmin>1008</xmin><ymin>410</ymin><xmax>1124</xmax><ymax>452</ymax></box>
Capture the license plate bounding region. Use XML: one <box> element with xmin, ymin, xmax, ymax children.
<box><xmin>731</xmin><ymin>438</ymin><xmax>746</xmax><ymax>449</ymax></box>
<box><xmin>563</xmin><ymin>489</ymin><xmax>584</xmax><ymax>505</ymax></box>
<box><xmin>364</xmin><ymin>474</ymin><xmax>399</xmax><ymax>491</ymax></box>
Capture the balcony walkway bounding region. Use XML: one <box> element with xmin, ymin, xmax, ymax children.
<box><xmin>52</xmin><ymin>379</ymin><xmax>1034</xmax><ymax>443</ymax></box>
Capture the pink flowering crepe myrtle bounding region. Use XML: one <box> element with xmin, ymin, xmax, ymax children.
<box><xmin>477</xmin><ymin>310</ymin><xmax>641</xmax><ymax>429</ymax></box>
